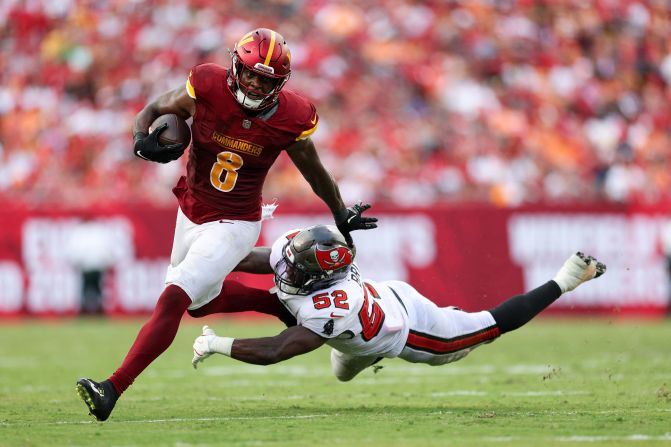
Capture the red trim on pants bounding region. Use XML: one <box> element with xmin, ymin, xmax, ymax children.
<box><xmin>406</xmin><ymin>325</ymin><xmax>501</xmax><ymax>355</ymax></box>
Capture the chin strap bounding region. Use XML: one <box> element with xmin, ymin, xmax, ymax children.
<box><xmin>235</xmin><ymin>88</ymin><xmax>264</xmax><ymax>109</ymax></box>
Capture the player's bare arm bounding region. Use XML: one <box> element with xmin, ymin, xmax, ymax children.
<box><xmin>286</xmin><ymin>139</ymin><xmax>378</xmax><ymax>244</ymax></box>
<box><xmin>192</xmin><ymin>325</ymin><xmax>326</xmax><ymax>367</ymax></box>
<box><xmin>233</xmin><ymin>248</ymin><xmax>272</xmax><ymax>274</ymax></box>
<box><xmin>286</xmin><ymin>137</ymin><xmax>346</xmax><ymax>215</ymax></box>
<box><xmin>132</xmin><ymin>87</ymin><xmax>195</xmax><ymax>163</ymax></box>
<box><xmin>132</xmin><ymin>87</ymin><xmax>195</xmax><ymax>135</ymax></box>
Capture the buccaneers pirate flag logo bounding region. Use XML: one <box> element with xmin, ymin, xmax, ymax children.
<box><xmin>315</xmin><ymin>247</ymin><xmax>353</xmax><ymax>271</ymax></box>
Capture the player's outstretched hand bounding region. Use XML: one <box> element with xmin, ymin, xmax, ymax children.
<box><xmin>192</xmin><ymin>326</ymin><xmax>216</xmax><ymax>369</ymax></box>
<box><xmin>552</xmin><ymin>252</ymin><xmax>606</xmax><ymax>293</ymax></box>
<box><xmin>133</xmin><ymin>123</ymin><xmax>185</xmax><ymax>164</ymax></box>
<box><xmin>335</xmin><ymin>202</ymin><xmax>378</xmax><ymax>246</ymax></box>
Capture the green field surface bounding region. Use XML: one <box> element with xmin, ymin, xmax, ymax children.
<box><xmin>1</xmin><ymin>317</ymin><xmax>670</xmax><ymax>446</ymax></box>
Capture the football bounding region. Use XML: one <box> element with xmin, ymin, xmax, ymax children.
<box><xmin>149</xmin><ymin>114</ymin><xmax>191</xmax><ymax>148</ymax></box>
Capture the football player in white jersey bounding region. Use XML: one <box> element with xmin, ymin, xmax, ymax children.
<box><xmin>191</xmin><ymin>225</ymin><xmax>606</xmax><ymax>381</ymax></box>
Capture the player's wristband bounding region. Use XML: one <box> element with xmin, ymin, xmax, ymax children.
<box><xmin>212</xmin><ymin>337</ymin><xmax>234</xmax><ymax>357</ymax></box>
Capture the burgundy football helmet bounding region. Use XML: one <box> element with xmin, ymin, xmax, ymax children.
<box><xmin>228</xmin><ymin>28</ymin><xmax>291</xmax><ymax>110</ymax></box>
<box><xmin>274</xmin><ymin>225</ymin><xmax>355</xmax><ymax>295</ymax></box>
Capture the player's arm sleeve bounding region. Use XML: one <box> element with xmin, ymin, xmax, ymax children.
<box><xmin>233</xmin><ymin>248</ymin><xmax>272</xmax><ymax>274</ymax></box>
<box><xmin>230</xmin><ymin>325</ymin><xmax>326</xmax><ymax>365</ymax></box>
<box><xmin>186</xmin><ymin>71</ymin><xmax>197</xmax><ymax>99</ymax></box>
<box><xmin>295</xmin><ymin>102</ymin><xmax>318</xmax><ymax>141</ymax></box>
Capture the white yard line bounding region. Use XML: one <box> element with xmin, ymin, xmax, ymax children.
<box><xmin>0</xmin><ymin>408</ymin><xmax>671</xmax><ymax>428</ymax></box>
<box><xmin>485</xmin><ymin>434</ymin><xmax>671</xmax><ymax>442</ymax></box>
<box><xmin>557</xmin><ymin>434</ymin><xmax>671</xmax><ymax>442</ymax></box>
<box><xmin>2</xmin><ymin>410</ymin><xmax>670</xmax><ymax>427</ymax></box>
<box><xmin>430</xmin><ymin>390</ymin><xmax>488</xmax><ymax>396</ymax></box>
<box><xmin>0</xmin><ymin>414</ymin><xmax>332</xmax><ymax>427</ymax></box>
<box><xmin>503</xmin><ymin>390</ymin><xmax>590</xmax><ymax>396</ymax></box>
<box><xmin>149</xmin><ymin>363</ymin><xmax>557</xmax><ymax>378</ymax></box>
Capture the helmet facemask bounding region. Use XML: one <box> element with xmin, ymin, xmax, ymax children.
<box><xmin>227</xmin><ymin>28</ymin><xmax>292</xmax><ymax>111</ymax></box>
<box><xmin>274</xmin><ymin>254</ymin><xmax>351</xmax><ymax>296</ymax></box>
<box><xmin>230</xmin><ymin>54</ymin><xmax>289</xmax><ymax>110</ymax></box>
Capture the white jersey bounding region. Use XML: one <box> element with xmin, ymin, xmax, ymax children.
<box><xmin>269</xmin><ymin>231</ymin><xmax>410</xmax><ymax>358</ymax></box>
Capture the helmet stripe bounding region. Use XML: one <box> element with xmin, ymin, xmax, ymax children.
<box><xmin>238</xmin><ymin>32</ymin><xmax>254</xmax><ymax>47</ymax></box>
<box><xmin>263</xmin><ymin>30</ymin><xmax>277</xmax><ymax>66</ymax></box>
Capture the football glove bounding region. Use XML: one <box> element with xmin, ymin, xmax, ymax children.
<box><xmin>133</xmin><ymin>123</ymin><xmax>185</xmax><ymax>164</ymax></box>
<box><xmin>334</xmin><ymin>202</ymin><xmax>378</xmax><ymax>246</ymax></box>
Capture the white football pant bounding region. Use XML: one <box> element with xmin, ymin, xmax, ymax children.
<box><xmin>330</xmin><ymin>280</ymin><xmax>500</xmax><ymax>380</ymax></box>
<box><xmin>165</xmin><ymin>207</ymin><xmax>261</xmax><ymax>310</ymax></box>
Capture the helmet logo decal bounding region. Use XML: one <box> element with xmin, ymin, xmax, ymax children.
<box><xmin>315</xmin><ymin>247</ymin><xmax>352</xmax><ymax>270</ymax></box>
<box><xmin>253</xmin><ymin>62</ymin><xmax>274</xmax><ymax>74</ymax></box>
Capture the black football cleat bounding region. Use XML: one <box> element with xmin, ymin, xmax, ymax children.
<box><xmin>76</xmin><ymin>378</ymin><xmax>118</xmax><ymax>421</ymax></box>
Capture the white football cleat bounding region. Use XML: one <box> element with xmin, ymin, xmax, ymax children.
<box><xmin>552</xmin><ymin>252</ymin><xmax>606</xmax><ymax>293</ymax></box>
<box><xmin>192</xmin><ymin>325</ymin><xmax>217</xmax><ymax>369</ymax></box>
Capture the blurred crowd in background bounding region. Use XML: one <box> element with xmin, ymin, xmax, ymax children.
<box><xmin>2</xmin><ymin>0</ymin><xmax>671</xmax><ymax>209</ymax></box>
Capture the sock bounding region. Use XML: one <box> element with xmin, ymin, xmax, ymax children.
<box><xmin>108</xmin><ymin>284</ymin><xmax>191</xmax><ymax>395</ymax></box>
<box><xmin>187</xmin><ymin>280</ymin><xmax>297</xmax><ymax>327</ymax></box>
<box><xmin>488</xmin><ymin>280</ymin><xmax>562</xmax><ymax>334</ymax></box>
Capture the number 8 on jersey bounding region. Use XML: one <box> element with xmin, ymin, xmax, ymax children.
<box><xmin>210</xmin><ymin>151</ymin><xmax>243</xmax><ymax>192</ymax></box>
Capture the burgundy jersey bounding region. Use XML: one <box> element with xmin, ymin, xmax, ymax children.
<box><xmin>173</xmin><ymin>63</ymin><xmax>319</xmax><ymax>223</ymax></box>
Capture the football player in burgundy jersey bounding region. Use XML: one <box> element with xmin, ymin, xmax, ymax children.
<box><xmin>189</xmin><ymin>225</ymin><xmax>606</xmax><ymax>382</ymax></box>
<box><xmin>76</xmin><ymin>28</ymin><xmax>376</xmax><ymax>421</ymax></box>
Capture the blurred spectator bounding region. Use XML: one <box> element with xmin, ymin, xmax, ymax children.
<box><xmin>2</xmin><ymin>0</ymin><xmax>671</xmax><ymax>208</ymax></box>
<box><xmin>65</xmin><ymin>217</ymin><xmax>116</xmax><ymax>315</ymax></box>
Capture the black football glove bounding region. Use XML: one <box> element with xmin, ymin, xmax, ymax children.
<box><xmin>133</xmin><ymin>123</ymin><xmax>185</xmax><ymax>164</ymax></box>
<box><xmin>334</xmin><ymin>202</ymin><xmax>378</xmax><ymax>246</ymax></box>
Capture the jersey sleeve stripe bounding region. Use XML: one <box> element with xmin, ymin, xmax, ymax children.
<box><xmin>388</xmin><ymin>286</ymin><xmax>408</xmax><ymax>315</ymax></box>
<box><xmin>295</xmin><ymin>121</ymin><xmax>318</xmax><ymax>141</ymax></box>
<box><xmin>186</xmin><ymin>75</ymin><xmax>196</xmax><ymax>99</ymax></box>
<box><xmin>405</xmin><ymin>326</ymin><xmax>500</xmax><ymax>355</ymax></box>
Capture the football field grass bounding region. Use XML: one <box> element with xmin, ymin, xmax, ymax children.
<box><xmin>0</xmin><ymin>317</ymin><xmax>669</xmax><ymax>446</ymax></box>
